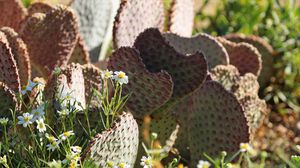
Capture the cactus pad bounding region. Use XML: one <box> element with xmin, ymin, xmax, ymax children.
<box><xmin>1</xmin><ymin>27</ymin><xmax>31</xmax><ymax>87</ymax></box>
<box><xmin>108</xmin><ymin>47</ymin><xmax>173</xmax><ymax>119</ymax></box>
<box><xmin>69</xmin><ymin>36</ymin><xmax>90</xmax><ymax>65</ymax></box>
<box><xmin>19</xmin><ymin>6</ymin><xmax>79</xmax><ymax>77</ymax></box>
<box><xmin>217</xmin><ymin>38</ymin><xmax>262</xmax><ymax>76</ymax></box>
<box><xmin>30</xmin><ymin>0</ymin><xmax>74</xmax><ymax>6</ymax></box>
<box><xmin>0</xmin><ymin>32</ymin><xmax>21</xmax><ymax>93</ymax></box>
<box><xmin>113</xmin><ymin>0</ymin><xmax>164</xmax><ymax>48</ymax></box>
<box><xmin>232</xmin><ymin>73</ymin><xmax>259</xmax><ymax>100</ymax></box>
<box><xmin>188</xmin><ymin>81</ymin><xmax>249</xmax><ymax>166</ymax></box>
<box><xmin>82</xmin><ymin>64</ymin><xmax>102</xmax><ymax>105</ymax></box>
<box><xmin>168</xmin><ymin>0</ymin><xmax>195</xmax><ymax>37</ymax></box>
<box><xmin>0</xmin><ymin>0</ymin><xmax>27</xmax><ymax>31</ymax></box>
<box><xmin>134</xmin><ymin>28</ymin><xmax>208</xmax><ymax>99</ymax></box>
<box><xmin>210</xmin><ymin>65</ymin><xmax>240</xmax><ymax>91</ymax></box>
<box><xmin>163</xmin><ymin>33</ymin><xmax>229</xmax><ymax>69</ymax></box>
<box><xmin>27</xmin><ymin>2</ymin><xmax>54</xmax><ymax>15</ymax></box>
<box><xmin>0</xmin><ymin>82</ymin><xmax>19</xmax><ymax>118</ymax></box>
<box><xmin>84</xmin><ymin>112</ymin><xmax>139</xmax><ymax>167</ymax></box>
<box><xmin>224</xmin><ymin>34</ymin><xmax>274</xmax><ymax>87</ymax></box>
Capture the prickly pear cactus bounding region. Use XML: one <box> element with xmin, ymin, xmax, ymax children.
<box><xmin>1</xmin><ymin>27</ymin><xmax>31</xmax><ymax>87</ymax></box>
<box><xmin>113</xmin><ymin>0</ymin><xmax>164</xmax><ymax>48</ymax></box>
<box><xmin>188</xmin><ymin>81</ymin><xmax>249</xmax><ymax>167</ymax></box>
<box><xmin>71</xmin><ymin>0</ymin><xmax>120</xmax><ymax>61</ymax></box>
<box><xmin>19</xmin><ymin>5</ymin><xmax>79</xmax><ymax>77</ymax></box>
<box><xmin>84</xmin><ymin>112</ymin><xmax>139</xmax><ymax>167</ymax></box>
<box><xmin>0</xmin><ymin>82</ymin><xmax>19</xmax><ymax>118</ymax></box>
<box><xmin>68</xmin><ymin>35</ymin><xmax>90</xmax><ymax>65</ymax></box>
<box><xmin>163</xmin><ymin>33</ymin><xmax>229</xmax><ymax>69</ymax></box>
<box><xmin>0</xmin><ymin>31</ymin><xmax>21</xmax><ymax>93</ymax></box>
<box><xmin>0</xmin><ymin>0</ymin><xmax>27</xmax><ymax>31</ymax></box>
<box><xmin>168</xmin><ymin>0</ymin><xmax>195</xmax><ymax>37</ymax></box>
<box><xmin>217</xmin><ymin>37</ymin><xmax>262</xmax><ymax>76</ymax></box>
<box><xmin>30</xmin><ymin>0</ymin><xmax>74</xmax><ymax>6</ymax></box>
<box><xmin>224</xmin><ymin>34</ymin><xmax>274</xmax><ymax>87</ymax></box>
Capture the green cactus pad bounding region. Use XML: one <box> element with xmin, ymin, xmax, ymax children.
<box><xmin>19</xmin><ymin>6</ymin><xmax>79</xmax><ymax>77</ymax></box>
<box><xmin>217</xmin><ymin>37</ymin><xmax>262</xmax><ymax>76</ymax></box>
<box><xmin>1</xmin><ymin>27</ymin><xmax>31</xmax><ymax>87</ymax></box>
<box><xmin>82</xmin><ymin>64</ymin><xmax>102</xmax><ymax>105</ymax></box>
<box><xmin>0</xmin><ymin>82</ymin><xmax>19</xmax><ymax>118</ymax></box>
<box><xmin>232</xmin><ymin>73</ymin><xmax>259</xmax><ymax>100</ymax></box>
<box><xmin>84</xmin><ymin>112</ymin><xmax>139</xmax><ymax>167</ymax></box>
<box><xmin>134</xmin><ymin>28</ymin><xmax>208</xmax><ymax>99</ymax></box>
<box><xmin>0</xmin><ymin>32</ymin><xmax>21</xmax><ymax>93</ymax></box>
<box><xmin>69</xmin><ymin>35</ymin><xmax>90</xmax><ymax>65</ymax></box>
<box><xmin>163</xmin><ymin>33</ymin><xmax>229</xmax><ymax>69</ymax></box>
<box><xmin>0</xmin><ymin>0</ymin><xmax>27</xmax><ymax>31</ymax></box>
<box><xmin>108</xmin><ymin>47</ymin><xmax>173</xmax><ymax>119</ymax></box>
<box><xmin>71</xmin><ymin>0</ymin><xmax>120</xmax><ymax>61</ymax></box>
<box><xmin>27</xmin><ymin>2</ymin><xmax>54</xmax><ymax>15</ymax></box>
<box><xmin>113</xmin><ymin>0</ymin><xmax>164</xmax><ymax>48</ymax></box>
<box><xmin>168</xmin><ymin>0</ymin><xmax>195</xmax><ymax>37</ymax></box>
<box><xmin>188</xmin><ymin>81</ymin><xmax>249</xmax><ymax>166</ymax></box>
<box><xmin>224</xmin><ymin>34</ymin><xmax>274</xmax><ymax>87</ymax></box>
<box><xmin>240</xmin><ymin>95</ymin><xmax>267</xmax><ymax>135</ymax></box>
<box><xmin>210</xmin><ymin>65</ymin><xmax>240</xmax><ymax>91</ymax></box>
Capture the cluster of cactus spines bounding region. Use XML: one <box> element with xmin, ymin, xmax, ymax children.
<box><xmin>1</xmin><ymin>27</ymin><xmax>31</xmax><ymax>87</ymax></box>
<box><xmin>19</xmin><ymin>5</ymin><xmax>79</xmax><ymax>77</ymax></box>
<box><xmin>0</xmin><ymin>82</ymin><xmax>19</xmax><ymax>118</ymax></box>
<box><xmin>71</xmin><ymin>0</ymin><xmax>120</xmax><ymax>61</ymax></box>
<box><xmin>113</xmin><ymin>0</ymin><xmax>165</xmax><ymax>48</ymax></box>
<box><xmin>0</xmin><ymin>0</ymin><xmax>27</xmax><ymax>31</ymax></box>
<box><xmin>211</xmin><ymin>65</ymin><xmax>267</xmax><ymax>134</ymax></box>
<box><xmin>84</xmin><ymin>112</ymin><xmax>139</xmax><ymax>167</ymax></box>
<box><xmin>163</xmin><ymin>33</ymin><xmax>229</xmax><ymax>69</ymax></box>
<box><xmin>188</xmin><ymin>81</ymin><xmax>249</xmax><ymax>167</ymax></box>
<box><xmin>224</xmin><ymin>34</ymin><xmax>274</xmax><ymax>87</ymax></box>
<box><xmin>27</xmin><ymin>2</ymin><xmax>53</xmax><ymax>15</ymax></box>
<box><xmin>217</xmin><ymin>37</ymin><xmax>262</xmax><ymax>76</ymax></box>
<box><xmin>108</xmin><ymin>47</ymin><xmax>173</xmax><ymax>119</ymax></box>
<box><xmin>168</xmin><ymin>0</ymin><xmax>195</xmax><ymax>37</ymax></box>
<box><xmin>0</xmin><ymin>32</ymin><xmax>21</xmax><ymax>93</ymax></box>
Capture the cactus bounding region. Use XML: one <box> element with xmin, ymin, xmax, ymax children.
<box><xmin>163</xmin><ymin>33</ymin><xmax>229</xmax><ymax>69</ymax></box>
<box><xmin>71</xmin><ymin>0</ymin><xmax>120</xmax><ymax>61</ymax></box>
<box><xmin>113</xmin><ymin>0</ymin><xmax>165</xmax><ymax>48</ymax></box>
<box><xmin>0</xmin><ymin>82</ymin><xmax>19</xmax><ymax>118</ymax></box>
<box><xmin>19</xmin><ymin>5</ymin><xmax>79</xmax><ymax>77</ymax></box>
<box><xmin>217</xmin><ymin>37</ymin><xmax>262</xmax><ymax>76</ymax></box>
<box><xmin>29</xmin><ymin>0</ymin><xmax>74</xmax><ymax>6</ymax></box>
<box><xmin>0</xmin><ymin>0</ymin><xmax>27</xmax><ymax>31</ymax></box>
<box><xmin>84</xmin><ymin>112</ymin><xmax>139</xmax><ymax>167</ymax></box>
<box><xmin>68</xmin><ymin>35</ymin><xmax>90</xmax><ymax>65</ymax></box>
<box><xmin>224</xmin><ymin>34</ymin><xmax>274</xmax><ymax>87</ymax></box>
<box><xmin>168</xmin><ymin>0</ymin><xmax>195</xmax><ymax>37</ymax></box>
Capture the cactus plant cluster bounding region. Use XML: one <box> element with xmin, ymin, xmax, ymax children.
<box><xmin>108</xmin><ymin>28</ymin><xmax>268</xmax><ymax>166</ymax></box>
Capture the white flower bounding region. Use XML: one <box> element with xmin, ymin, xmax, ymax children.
<box><xmin>140</xmin><ymin>156</ymin><xmax>152</xmax><ymax>168</ymax></box>
<box><xmin>0</xmin><ymin>118</ymin><xmax>8</xmax><ymax>126</ymax></box>
<box><xmin>57</xmin><ymin>109</ymin><xmax>70</xmax><ymax>116</ymax></box>
<box><xmin>112</xmin><ymin>71</ymin><xmax>128</xmax><ymax>85</ymax></box>
<box><xmin>46</xmin><ymin>140</ymin><xmax>60</xmax><ymax>151</ymax></box>
<box><xmin>113</xmin><ymin>163</ymin><xmax>130</xmax><ymax>168</ymax></box>
<box><xmin>59</xmin><ymin>130</ymin><xmax>75</xmax><ymax>141</ymax></box>
<box><xmin>239</xmin><ymin>142</ymin><xmax>252</xmax><ymax>152</ymax></box>
<box><xmin>71</xmin><ymin>146</ymin><xmax>82</xmax><ymax>154</ymax></box>
<box><xmin>46</xmin><ymin>134</ymin><xmax>58</xmax><ymax>143</ymax></box>
<box><xmin>17</xmin><ymin>113</ymin><xmax>33</xmax><ymax>127</ymax></box>
<box><xmin>21</xmin><ymin>80</ymin><xmax>42</xmax><ymax>95</ymax></box>
<box><xmin>197</xmin><ymin>160</ymin><xmax>211</xmax><ymax>168</ymax></box>
<box><xmin>36</xmin><ymin>118</ymin><xmax>46</xmax><ymax>133</ymax></box>
<box><xmin>101</xmin><ymin>70</ymin><xmax>113</xmax><ymax>79</ymax></box>
<box><xmin>31</xmin><ymin>104</ymin><xmax>45</xmax><ymax>121</ymax></box>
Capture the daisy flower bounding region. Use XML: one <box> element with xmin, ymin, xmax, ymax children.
<box><xmin>46</xmin><ymin>140</ymin><xmax>60</xmax><ymax>151</ymax></box>
<box><xmin>112</xmin><ymin>71</ymin><xmax>128</xmax><ymax>85</ymax></box>
<box><xmin>59</xmin><ymin>130</ymin><xmax>75</xmax><ymax>141</ymax></box>
<box><xmin>36</xmin><ymin>118</ymin><xmax>46</xmax><ymax>133</ymax></box>
<box><xmin>239</xmin><ymin>142</ymin><xmax>252</xmax><ymax>152</ymax></box>
<box><xmin>21</xmin><ymin>80</ymin><xmax>42</xmax><ymax>95</ymax></box>
<box><xmin>197</xmin><ymin>160</ymin><xmax>211</xmax><ymax>168</ymax></box>
<box><xmin>140</xmin><ymin>156</ymin><xmax>152</xmax><ymax>168</ymax></box>
<box><xmin>46</xmin><ymin>134</ymin><xmax>58</xmax><ymax>143</ymax></box>
<box><xmin>101</xmin><ymin>70</ymin><xmax>113</xmax><ymax>79</ymax></box>
<box><xmin>71</xmin><ymin>146</ymin><xmax>82</xmax><ymax>154</ymax></box>
<box><xmin>114</xmin><ymin>163</ymin><xmax>130</xmax><ymax>168</ymax></box>
<box><xmin>31</xmin><ymin>104</ymin><xmax>45</xmax><ymax>121</ymax></box>
<box><xmin>17</xmin><ymin>113</ymin><xmax>33</xmax><ymax>127</ymax></box>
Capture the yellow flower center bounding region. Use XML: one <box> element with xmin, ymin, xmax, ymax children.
<box><xmin>203</xmin><ymin>164</ymin><xmax>210</xmax><ymax>168</ymax></box>
<box><xmin>24</xmin><ymin>117</ymin><xmax>30</xmax><ymax>122</ymax></box>
<box><xmin>104</xmin><ymin>72</ymin><xmax>111</xmax><ymax>78</ymax></box>
<box><xmin>64</xmin><ymin>132</ymin><xmax>70</xmax><ymax>137</ymax></box>
<box><xmin>118</xmin><ymin>163</ymin><xmax>125</xmax><ymax>168</ymax></box>
<box><xmin>240</xmin><ymin>143</ymin><xmax>249</xmax><ymax>150</ymax></box>
<box><xmin>145</xmin><ymin>160</ymin><xmax>150</xmax><ymax>165</ymax></box>
<box><xmin>34</xmin><ymin>111</ymin><xmax>39</xmax><ymax>116</ymax></box>
<box><xmin>48</xmin><ymin>136</ymin><xmax>55</xmax><ymax>143</ymax></box>
<box><xmin>118</xmin><ymin>72</ymin><xmax>125</xmax><ymax>79</ymax></box>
